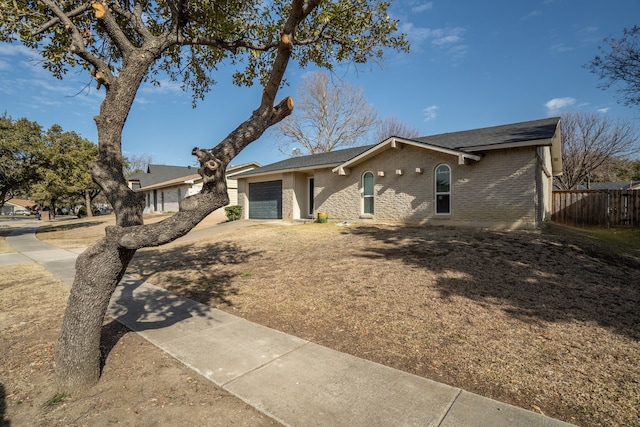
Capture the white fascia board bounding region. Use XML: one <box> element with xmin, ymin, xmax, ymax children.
<box><xmin>332</xmin><ymin>137</ymin><xmax>481</xmax><ymax>174</ymax></box>
<box><xmin>239</xmin><ymin>164</ymin><xmax>338</xmax><ymax>179</ymax></box>
<box><xmin>462</xmin><ymin>138</ymin><xmax>552</xmax><ymax>152</ymax></box>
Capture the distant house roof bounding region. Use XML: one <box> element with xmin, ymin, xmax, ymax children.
<box><xmin>6</xmin><ymin>198</ymin><xmax>37</xmax><ymax>209</ymax></box>
<box><xmin>128</xmin><ymin>164</ymin><xmax>197</xmax><ymax>188</ymax></box>
<box><xmin>583</xmin><ymin>181</ymin><xmax>640</xmax><ymax>190</ymax></box>
<box><xmin>128</xmin><ymin>162</ymin><xmax>263</xmax><ymax>191</ymax></box>
<box><xmin>237</xmin><ymin>117</ymin><xmax>562</xmax><ymax>178</ymax></box>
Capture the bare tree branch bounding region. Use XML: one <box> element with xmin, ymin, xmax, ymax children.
<box><xmin>555</xmin><ymin>112</ymin><xmax>639</xmax><ymax>189</ymax></box>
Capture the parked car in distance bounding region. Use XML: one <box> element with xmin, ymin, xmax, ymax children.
<box><xmin>13</xmin><ymin>209</ymin><xmax>31</xmax><ymax>216</ymax></box>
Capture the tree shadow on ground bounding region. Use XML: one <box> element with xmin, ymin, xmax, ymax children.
<box><xmin>347</xmin><ymin>225</ymin><xmax>640</xmax><ymax>340</ymax></box>
<box><xmin>36</xmin><ymin>220</ymin><xmax>107</xmax><ymax>234</ymax></box>
<box><xmin>99</xmin><ymin>240</ymin><xmax>262</xmax><ymax>373</ymax></box>
<box><xmin>127</xmin><ymin>240</ymin><xmax>262</xmax><ymax>306</ymax></box>
<box><xmin>0</xmin><ymin>383</ymin><xmax>6</xmax><ymax>427</ymax></box>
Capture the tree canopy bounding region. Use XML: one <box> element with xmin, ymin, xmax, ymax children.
<box><xmin>30</xmin><ymin>124</ymin><xmax>98</xmax><ymax>212</ymax></box>
<box><xmin>0</xmin><ymin>114</ymin><xmax>98</xmax><ymax>211</ymax></box>
<box><xmin>0</xmin><ymin>114</ymin><xmax>41</xmax><ymax>206</ymax></box>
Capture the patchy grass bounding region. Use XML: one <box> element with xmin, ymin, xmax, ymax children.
<box><xmin>545</xmin><ymin>224</ymin><xmax>640</xmax><ymax>263</ymax></box>
<box><xmin>42</xmin><ymin>392</ymin><xmax>67</xmax><ymax>408</ymax></box>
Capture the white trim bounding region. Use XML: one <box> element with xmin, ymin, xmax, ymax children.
<box><xmin>435</xmin><ymin>164</ymin><xmax>452</xmax><ymax>215</ymax></box>
<box><xmin>461</xmin><ymin>138</ymin><xmax>552</xmax><ymax>151</ymax></box>
<box><xmin>362</xmin><ymin>171</ymin><xmax>375</xmax><ymax>216</ymax></box>
<box><xmin>332</xmin><ymin>137</ymin><xmax>481</xmax><ymax>175</ymax></box>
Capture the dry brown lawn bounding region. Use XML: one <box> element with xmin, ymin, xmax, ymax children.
<box><xmin>0</xmin><ymin>263</ymin><xmax>279</xmax><ymax>426</ymax></box>
<box><xmin>35</xmin><ymin>217</ymin><xmax>640</xmax><ymax>427</ymax></box>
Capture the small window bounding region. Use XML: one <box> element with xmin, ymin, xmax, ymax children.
<box><xmin>363</xmin><ymin>171</ymin><xmax>374</xmax><ymax>215</ymax></box>
<box><xmin>435</xmin><ymin>164</ymin><xmax>451</xmax><ymax>214</ymax></box>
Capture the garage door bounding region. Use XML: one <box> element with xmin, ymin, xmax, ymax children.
<box><xmin>249</xmin><ymin>180</ymin><xmax>282</xmax><ymax>219</ymax></box>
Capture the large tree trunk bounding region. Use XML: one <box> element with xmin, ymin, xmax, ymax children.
<box><xmin>55</xmin><ymin>238</ymin><xmax>136</xmax><ymax>390</ymax></box>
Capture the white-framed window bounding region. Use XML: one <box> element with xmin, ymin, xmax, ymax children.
<box><xmin>435</xmin><ymin>164</ymin><xmax>451</xmax><ymax>215</ymax></box>
<box><xmin>362</xmin><ymin>171</ymin><xmax>374</xmax><ymax>215</ymax></box>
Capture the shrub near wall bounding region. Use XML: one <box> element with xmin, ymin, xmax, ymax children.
<box><xmin>225</xmin><ymin>205</ymin><xmax>242</xmax><ymax>221</ymax></box>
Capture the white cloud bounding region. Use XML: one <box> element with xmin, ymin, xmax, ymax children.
<box><xmin>521</xmin><ymin>10</ymin><xmax>542</xmax><ymax>20</ymax></box>
<box><xmin>544</xmin><ymin>97</ymin><xmax>576</xmax><ymax>115</ymax></box>
<box><xmin>597</xmin><ymin>107</ymin><xmax>611</xmax><ymax>114</ymax></box>
<box><xmin>423</xmin><ymin>105</ymin><xmax>438</xmax><ymax>121</ymax></box>
<box><xmin>139</xmin><ymin>78</ymin><xmax>184</xmax><ymax>96</ymax></box>
<box><xmin>0</xmin><ymin>43</ymin><xmax>36</xmax><ymax>57</ymax></box>
<box><xmin>411</xmin><ymin>2</ymin><xmax>433</xmax><ymax>13</ymax></box>
<box><xmin>550</xmin><ymin>43</ymin><xmax>573</xmax><ymax>54</ymax></box>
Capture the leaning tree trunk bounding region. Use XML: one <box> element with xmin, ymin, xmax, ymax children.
<box><xmin>55</xmin><ymin>237</ymin><xmax>137</xmax><ymax>390</ymax></box>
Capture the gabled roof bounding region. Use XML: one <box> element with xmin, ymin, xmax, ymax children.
<box><xmin>127</xmin><ymin>164</ymin><xmax>196</xmax><ymax>188</ymax></box>
<box><xmin>135</xmin><ymin>174</ymin><xmax>202</xmax><ymax>192</ymax></box>
<box><xmin>236</xmin><ymin>117</ymin><xmax>563</xmax><ymax>178</ymax></box>
<box><xmin>227</xmin><ymin>162</ymin><xmax>262</xmax><ymax>178</ymax></box>
<box><xmin>233</xmin><ymin>145</ymin><xmax>375</xmax><ymax>178</ymax></box>
<box><xmin>130</xmin><ymin>162</ymin><xmax>262</xmax><ymax>191</ymax></box>
<box><xmin>332</xmin><ymin>137</ymin><xmax>483</xmax><ymax>175</ymax></box>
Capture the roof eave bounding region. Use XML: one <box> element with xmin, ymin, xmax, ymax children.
<box><xmin>461</xmin><ymin>138</ymin><xmax>553</xmax><ymax>152</ymax></box>
<box><xmin>237</xmin><ymin>163</ymin><xmax>341</xmax><ymax>179</ymax></box>
<box><xmin>332</xmin><ymin>137</ymin><xmax>482</xmax><ymax>174</ymax></box>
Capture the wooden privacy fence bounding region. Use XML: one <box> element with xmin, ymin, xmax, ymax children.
<box><xmin>551</xmin><ymin>190</ymin><xmax>640</xmax><ymax>227</ymax></box>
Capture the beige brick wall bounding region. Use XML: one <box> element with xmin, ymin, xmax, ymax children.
<box><xmin>315</xmin><ymin>145</ymin><xmax>540</xmax><ymax>228</ymax></box>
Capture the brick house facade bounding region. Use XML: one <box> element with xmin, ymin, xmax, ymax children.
<box><xmin>236</xmin><ymin>118</ymin><xmax>562</xmax><ymax>229</ymax></box>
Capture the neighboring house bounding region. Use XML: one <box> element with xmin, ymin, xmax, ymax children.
<box><xmin>578</xmin><ymin>181</ymin><xmax>640</xmax><ymax>190</ymax></box>
<box><xmin>1</xmin><ymin>198</ymin><xmax>37</xmax><ymax>216</ymax></box>
<box><xmin>234</xmin><ymin>117</ymin><xmax>563</xmax><ymax>229</ymax></box>
<box><xmin>127</xmin><ymin>163</ymin><xmax>261</xmax><ymax>214</ymax></box>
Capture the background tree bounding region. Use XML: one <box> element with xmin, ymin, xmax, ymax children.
<box><xmin>124</xmin><ymin>153</ymin><xmax>153</xmax><ymax>177</ymax></box>
<box><xmin>375</xmin><ymin>116</ymin><xmax>422</xmax><ymax>141</ymax></box>
<box><xmin>272</xmin><ymin>72</ymin><xmax>378</xmax><ymax>155</ymax></box>
<box><xmin>589</xmin><ymin>156</ymin><xmax>640</xmax><ymax>182</ymax></box>
<box><xmin>30</xmin><ymin>125</ymin><xmax>98</xmax><ymax>216</ymax></box>
<box><xmin>1</xmin><ymin>0</ymin><xmax>408</xmax><ymax>391</ymax></box>
<box><xmin>586</xmin><ymin>26</ymin><xmax>640</xmax><ymax>107</ymax></box>
<box><xmin>0</xmin><ymin>114</ymin><xmax>43</xmax><ymax>207</ymax></box>
<box><xmin>555</xmin><ymin>112</ymin><xmax>639</xmax><ymax>189</ymax></box>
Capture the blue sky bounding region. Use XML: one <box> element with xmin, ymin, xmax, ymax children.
<box><xmin>1</xmin><ymin>0</ymin><xmax>639</xmax><ymax>167</ymax></box>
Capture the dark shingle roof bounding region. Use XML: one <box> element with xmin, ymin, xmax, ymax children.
<box><xmin>413</xmin><ymin>117</ymin><xmax>560</xmax><ymax>151</ymax></box>
<box><xmin>235</xmin><ymin>117</ymin><xmax>561</xmax><ymax>178</ymax></box>
<box><xmin>128</xmin><ymin>164</ymin><xmax>196</xmax><ymax>187</ymax></box>
<box><xmin>234</xmin><ymin>145</ymin><xmax>375</xmax><ymax>177</ymax></box>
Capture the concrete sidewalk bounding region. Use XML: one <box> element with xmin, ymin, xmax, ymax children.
<box><xmin>3</xmin><ymin>224</ymin><xmax>575</xmax><ymax>427</ymax></box>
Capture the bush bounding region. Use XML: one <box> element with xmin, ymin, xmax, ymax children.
<box><xmin>77</xmin><ymin>206</ymin><xmax>100</xmax><ymax>218</ymax></box>
<box><xmin>224</xmin><ymin>205</ymin><xmax>242</xmax><ymax>221</ymax></box>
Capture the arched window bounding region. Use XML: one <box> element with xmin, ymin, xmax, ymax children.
<box><xmin>435</xmin><ymin>164</ymin><xmax>451</xmax><ymax>214</ymax></box>
<box><xmin>362</xmin><ymin>171</ymin><xmax>374</xmax><ymax>215</ymax></box>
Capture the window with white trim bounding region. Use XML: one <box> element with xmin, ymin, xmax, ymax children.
<box><xmin>435</xmin><ymin>164</ymin><xmax>451</xmax><ymax>214</ymax></box>
<box><xmin>362</xmin><ymin>171</ymin><xmax>374</xmax><ymax>215</ymax></box>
